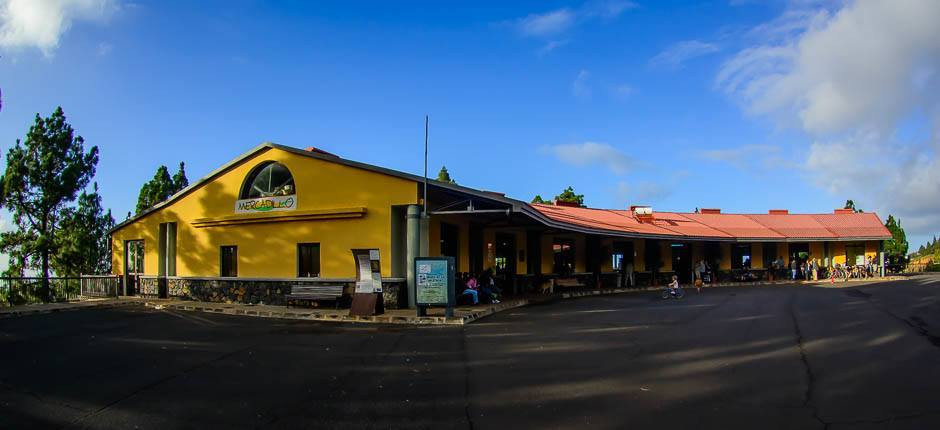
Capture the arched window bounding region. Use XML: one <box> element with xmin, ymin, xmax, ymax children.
<box><xmin>240</xmin><ymin>162</ymin><xmax>295</xmax><ymax>199</ymax></box>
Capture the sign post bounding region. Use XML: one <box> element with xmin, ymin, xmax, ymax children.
<box><xmin>349</xmin><ymin>249</ymin><xmax>384</xmax><ymax>316</ymax></box>
<box><xmin>414</xmin><ymin>257</ymin><xmax>455</xmax><ymax>317</ymax></box>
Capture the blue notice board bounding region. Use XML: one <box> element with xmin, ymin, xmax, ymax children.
<box><xmin>415</xmin><ymin>257</ymin><xmax>455</xmax><ymax>307</ymax></box>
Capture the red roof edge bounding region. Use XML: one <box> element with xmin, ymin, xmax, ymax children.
<box><xmin>833</xmin><ymin>208</ymin><xmax>855</xmax><ymax>214</ymax></box>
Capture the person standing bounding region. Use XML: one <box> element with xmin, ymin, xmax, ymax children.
<box><xmin>625</xmin><ymin>260</ymin><xmax>635</xmax><ymax>288</ymax></box>
<box><xmin>791</xmin><ymin>259</ymin><xmax>798</xmax><ymax>280</ymax></box>
<box><xmin>695</xmin><ymin>259</ymin><xmax>706</xmax><ymax>293</ymax></box>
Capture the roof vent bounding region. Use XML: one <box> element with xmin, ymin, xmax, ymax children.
<box><xmin>834</xmin><ymin>208</ymin><xmax>855</xmax><ymax>214</ymax></box>
<box><xmin>700</xmin><ymin>208</ymin><xmax>721</xmax><ymax>214</ymax></box>
<box><xmin>768</xmin><ymin>209</ymin><xmax>789</xmax><ymax>215</ymax></box>
<box><xmin>554</xmin><ymin>199</ymin><xmax>580</xmax><ymax>208</ymax></box>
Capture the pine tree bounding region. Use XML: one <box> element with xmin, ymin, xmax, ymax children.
<box><xmin>0</xmin><ymin>107</ymin><xmax>99</xmax><ymax>301</ymax></box>
<box><xmin>844</xmin><ymin>199</ymin><xmax>863</xmax><ymax>213</ymax></box>
<box><xmin>435</xmin><ymin>166</ymin><xmax>456</xmax><ymax>184</ymax></box>
<box><xmin>172</xmin><ymin>162</ymin><xmax>189</xmax><ymax>191</ymax></box>
<box><xmin>555</xmin><ymin>186</ymin><xmax>585</xmax><ymax>207</ymax></box>
<box><xmin>54</xmin><ymin>183</ymin><xmax>115</xmax><ymax>277</ymax></box>
<box><xmin>532</xmin><ymin>195</ymin><xmax>548</xmax><ymax>204</ymax></box>
<box><xmin>883</xmin><ymin>215</ymin><xmax>908</xmax><ymax>267</ymax></box>
<box><xmin>136</xmin><ymin>162</ymin><xmax>189</xmax><ymax>214</ymax></box>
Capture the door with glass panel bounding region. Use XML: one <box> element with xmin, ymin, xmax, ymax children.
<box><xmin>124</xmin><ymin>240</ymin><xmax>144</xmax><ymax>295</ymax></box>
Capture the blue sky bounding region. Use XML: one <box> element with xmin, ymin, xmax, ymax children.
<box><xmin>1</xmin><ymin>0</ymin><xmax>939</xmax><ymax>253</ymax></box>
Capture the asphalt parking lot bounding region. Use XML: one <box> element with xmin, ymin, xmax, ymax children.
<box><xmin>3</xmin><ymin>275</ymin><xmax>940</xmax><ymax>429</ymax></box>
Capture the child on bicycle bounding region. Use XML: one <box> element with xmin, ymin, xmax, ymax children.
<box><xmin>668</xmin><ymin>275</ymin><xmax>679</xmax><ymax>295</ymax></box>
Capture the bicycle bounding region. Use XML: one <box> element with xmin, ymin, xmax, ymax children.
<box><xmin>661</xmin><ymin>286</ymin><xmax>685</xmax><ymax>300</ymax></box>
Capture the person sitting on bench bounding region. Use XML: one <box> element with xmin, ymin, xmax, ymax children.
<box><xmin>463</xmin><ymin>275</ymin><xmax>480</xmax><ymax>305</ymax></box>
<box><xmin>479</xmin><ymin>269</ymin><xmax>501</xmax><ymax>304</ymax></box>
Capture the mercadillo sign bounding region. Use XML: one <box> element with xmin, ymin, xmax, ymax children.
<box><xmin>235</xmin><ymin>195</ymin><xmax>297</xmax><ymax>214</ymax></box>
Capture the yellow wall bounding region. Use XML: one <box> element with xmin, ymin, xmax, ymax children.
<box><xmin>691</xmin><ymin>242</ymin><xmax>704</xmax><ymax>266</ymax></box>
<box><xmin>720</xmin><ymin>243</ymin><xmax>731</xmax><ymax>270</ymax></box>
<box><xmin>112</xmin><ymin>147</ymin><xmax>418</xmax><ymax>279</ymax></box>
<box><xmin>831</xmin><ymin>242</ymin><xmax>846</xmax><ymax>265</ymax></box>
<box><xmin>660</xmin><ymin>241</ymin><xmax>673</xmax><ymax>272</ymax></box>
<box><xmin>809</xmin><ymin>242</ymin><xmax>825</xmax><ymax>261</ymax></box>
<box><xmin>538</xmin><ymin>233</ymin><xmax>589</xmax><ymax>274</ymax></box>
<box><xmin>750</xmin><ymin>243</ymin><xmax>763</xmax><ymax>269</ymax></box>
<box><xmin>777</xmin><ymin>243</ymin><xmax>788</xmax><ymax>262</ymax></box>
<box><xmin>428</xmin><ymin>216</ymin><xmax>473</xmax><ymax>273</ymax></box>
<box><xmin>865</xmin><ymin>241</ymin><xmax>879</xmax><ymax>260</ymax></box>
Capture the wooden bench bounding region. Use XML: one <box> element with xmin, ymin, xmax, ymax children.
<box><xmin>539</xmin><ymin>277</ymin><xmax>587</xmax><ymax>294</ymax></box>
<box><xmin>286</xmin><ymin>285</ymin><xmax>344</xmax><ymax>308</ymax></box>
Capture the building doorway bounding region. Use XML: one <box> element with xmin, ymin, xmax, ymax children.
<box><xmin>494</xmin><ymin>233</ymin><xmax>516</xmax><ymax>276</ymax></box>
<box><xmin>440</xmin><ymin>222</ymin><xmax>460</xmax><ymax>272</ymax></box>
<box><xmin>790</xmin><ymin>243</ymin><xmax>810</xmax><ymax>264</ymax></box>
<box><xmin>612</xmin><ymin>241</ymin><xmax>635</xmax><ymax>287</ymax></box>
<box><xmin>124</xmin><ymin>240</ymin><xmax>144</xmax><ymax>296</ymax></box>
<box><xmin>671</xmin><ymin>243</ymin><xmax>693</xmax><ymax>283</ymax></box>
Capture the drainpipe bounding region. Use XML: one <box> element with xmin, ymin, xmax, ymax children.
<box><xmin>406</xmin><ymin>204</ymin><xmax>422</xmax><ymax>309</ymax></box>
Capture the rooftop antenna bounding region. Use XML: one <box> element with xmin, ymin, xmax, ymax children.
<box><xmin>423</xmin><ymin>115</ymin><xmax>429</xmax><ymax>216</ymax></box>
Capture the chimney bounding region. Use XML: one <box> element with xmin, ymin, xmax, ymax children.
<box><xmin>768</xmin><ymin>209</ymin><xmax>789</xmax><ymax>215</ymax></box>
<box><xmin>834</xmin><ymin>208</ymin><xmax>855</xmax><ymax>214</ymax></box>
<box><xmin>700</xmin><ymin>208</ymin><xmax>721</xmax><ymax>214</ymax></box>
<box><xmin>305</xmin><ymin>146</ymin><xmax>338</xmax><ymax>157</ymax></box>
<box><xmin>554</xmin><ymin>199</ymin><xmax>580</xmax><ymax>208</ymax></box>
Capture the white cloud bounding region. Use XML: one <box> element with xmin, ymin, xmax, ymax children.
<box><xmin>544</xmin><ymin>141</ymin><xmax>634</xmax><ymax>174</ymax></box>
<box><xmin>96</xmin><ymin>40</ymin><xmax>111</xmax><ymax>55</ymax></box>
<box><xmin>516</xmin><ymin>9</ymin><xmax>575</xmax><ymax>37</ymax></box>
<box><xmin>717</xmin><ymin>0</ymin><xmax>940</xmax><ymax>134</ymax></box>
<box><xmin>717</xmin><ymin>0</ymin><xmax>940</xmax><ymax>238</ymax></box>
<box><xmin>572</xmin><ymin>69</ymin><xmax>591</xmax><ymax>98</ymax></box>
<box><xmin>538</xmin><ymin>39</ymin><xmax>568</xmax><ymax>56</ymax></box>
<box><xmin>650</xmin><ymin>40</ymin><xmax>720</xmax><ymax>69</ymax></box>
<box><xmin>612</xmin><ymin>83</ymin><xmax>634</xmax><ymax>98</ymax></box>
<box><xmin>616</xmin><ymin>181</ymin><xmax>671</xmax><ymax>203</ymax></box>
<box><xmin>0</xmin><ymin>0</ymin><xmax>118</xmax><ymax>56</ymax></box>
<box><xmin>581</xmin><ymin>0</ymin><xmax>637</xmax><ymax>19</ymax></box>
<box><xmin>512</xmin><ymin>1</ymin><xmax>636</xmax><ymax>38</ymax></box>
<box><xmin>699</xmin><ymin>144</ymin><xmax>789</xmax><ymax>170</ymax></box>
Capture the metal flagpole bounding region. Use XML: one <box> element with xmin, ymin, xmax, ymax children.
<box><xmin>424</xmin><ymin>115</ymin><xmax>428</xmax><ymax>216</ymax></box>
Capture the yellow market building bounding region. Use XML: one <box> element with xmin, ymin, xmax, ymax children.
<box><xmin>110</xmin><ymin>143</ymin><xmax>893</xmax><ymax>307</ymax></box>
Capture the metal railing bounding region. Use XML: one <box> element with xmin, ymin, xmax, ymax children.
<box><xmin>1</xmin><ymin>277</ymin><xmax>81</xmax><ymax>306</ymax></box>
<box><xmin>0</xmin><ymin>275</ymin><xmax>122</xmax><ymax>307</ymax></box>
<box><xmin>80</xmin><ymin>275</ymin><xmax>122</xmax><ymax>298</ymax></box>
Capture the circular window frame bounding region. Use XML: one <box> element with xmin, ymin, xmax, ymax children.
<box><xmin>239</xmin><ymin>161</ymin><xmax>296</xmax><ymax>199</ymax></box>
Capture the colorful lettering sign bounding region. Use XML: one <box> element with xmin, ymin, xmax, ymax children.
<box><xmin>235</xmin><ymin>195</ymin><xmax>296</xmax><ymax>214</ymax></box>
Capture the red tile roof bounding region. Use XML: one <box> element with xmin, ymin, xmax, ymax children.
<box><xmin>531</xmin><ymin>204</ymin><xmax>891</xmax><ymax>241</ymax></box>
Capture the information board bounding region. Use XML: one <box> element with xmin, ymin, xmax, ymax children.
<box><xmin>350</xmin><ymin>248</ymin><xmax>384</xmax><ymax>316</ymax></box>
<box><xmin>415</xmin><ymin>257</ymin><xmax>454</xmax><ymax>306</ymax></box>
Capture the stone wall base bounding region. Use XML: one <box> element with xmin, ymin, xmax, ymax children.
<box><xmin>138</xmin><ymin>277</ymin><xmax>407</xmax><ymax>308</ymax></box>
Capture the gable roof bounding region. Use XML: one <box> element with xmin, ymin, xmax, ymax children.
<box><xmin>111</xmin><ymin>142</ymin><xmax>534</xmax><ymax>234</ymax></box>
<box><xmin>111</xmin><ymin>142</ymin><xmax>893</xmax><ymax>242</ymax></box>
<box><xmin>531</xmin><ymin>204</ymin><xmax>892</xmax><ymax>241</ymax></box>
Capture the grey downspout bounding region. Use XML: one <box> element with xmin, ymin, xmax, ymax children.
<box><xmin>406</xmin><ymin>204</ymin><xmax>422</xmax><ymax>309</ymax></box>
